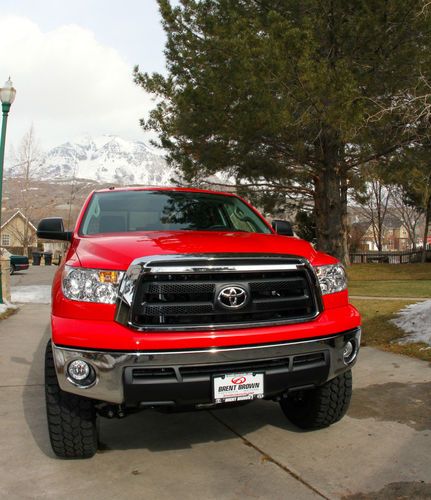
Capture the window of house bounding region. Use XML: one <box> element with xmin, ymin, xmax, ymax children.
<box><xmin>1</xmin><ymin>234</ymin><xmax>11</xmax><ymax>246</ymax></box>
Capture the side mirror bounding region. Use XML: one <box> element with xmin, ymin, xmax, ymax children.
<box><xmin>272</xmin><ymin>219</ymin><xmax>294</xmax><ymax>237</ymax></box>
<box><xmin>37</xmin><ymin>218</ymin><xmax>72</xmax><ymax>241</ymax></box>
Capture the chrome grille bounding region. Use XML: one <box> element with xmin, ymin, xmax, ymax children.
<box><xmin>125</xmin><ymin>255</ymin><xmax>321</xmax><ymax>331</ymax></box>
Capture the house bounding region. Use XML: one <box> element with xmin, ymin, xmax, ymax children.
<box><xmin>350</xmin><ymin>216</ymin><xmax>416</xmax><ymax>252</ymax></box>
<box><xmin>383</xmin><ymin>216</ymin><xmax>412</xmax><ymax>251</ymax></box>
<box><xmin>0</xmin><ymin>210</ymin><xmax>37</xmax><ymax>256</ymax></box>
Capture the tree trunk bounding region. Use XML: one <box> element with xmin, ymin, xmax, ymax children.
<box><xmin>314</xmin><ymin>165</ymin><xmax>349</xmax><ymax>264</ymax></box>
<box><xmin>377</xmin><ymin>210</ymin><xmax>383</xmax><ymax>252</ymax></box>
<box><xmin>23</xmin><ymin>219</ymin><xmax>29</xmax><ymax>259</ymax></box>
<box><xmin>421</xmin><ymin>195</ymin><xmax>430</xmax><ymax>263</ymax></box>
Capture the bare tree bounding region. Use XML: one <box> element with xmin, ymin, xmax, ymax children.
<box><xmin>66</xmin><ymin>180</ymin><xmax>95</xmax><ymax>231</ymax></box>
<box><xmin>355</xmin><ymin>169</ymin><xmax>393</xmax><ymax>252</ymax></box>
<box><xmin>348</xmin><ymin>222</ymin><xmax>368</xmax><ymax>253</ymax></box>
<box><xmin>390</xmin><ymin>186</ymin><xmax>423</xmax><ymax>250</ymax></box>
<box><xmin>9</xmin><ymin>125</ymin><xmax>44</xmax><ymax>256</ymax></box>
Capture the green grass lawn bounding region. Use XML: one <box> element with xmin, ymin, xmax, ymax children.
<box><xmin>351</xmin><ymin>298</ymin><xmax>431</xmax><ymax>362</ymax></box>
<box><xmin>347</xmin><ymin>264</ymin><xmax>431</xmax><ymax>361</ymax></box>
<box><xmin>349</xmin><ymin>280</ymin><xmax>431</xmax><ymax>297</ymax></box>
<box><xmin>347</xmin><ymin>263</ymin><xmax>431</xmax><ymax>281</ymax></box>
<box><xmin>347</xmin><ymin>263</ymin><xmax>431</xmax><ymax>298</ymax></box>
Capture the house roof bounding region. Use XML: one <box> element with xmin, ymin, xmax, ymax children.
<box><xmin>351</xmin><ymin>221</ymin><xmax>369</xmax><ymax>231</ymax></box>
<box><xmin>382</xmin><ymin>214</ymin><xmax>404</xmax><ymax>230</ymax></box>
<box><xmin>1</xmin><ymin>210</ymin><xmax>37</xmax><ymax>231</ymax></box>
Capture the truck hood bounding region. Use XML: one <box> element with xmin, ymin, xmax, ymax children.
<box><xmin>72</xmin><ymin>230</ymin><xmax>331</xmax><ymax>270</ymax></box>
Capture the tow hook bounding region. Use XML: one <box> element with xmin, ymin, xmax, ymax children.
<box><xmin>98</xmin><ymin>404</ymin><xmax>126</xmax><ymax>419</ymax></box>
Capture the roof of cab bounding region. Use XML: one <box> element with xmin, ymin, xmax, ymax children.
<box><xmin>94</xmin><ymin>186</ymin><xmax>236</xmax><ymax>197</ymax></box>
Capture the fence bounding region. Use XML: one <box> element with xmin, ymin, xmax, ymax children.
<box><xmin>349</xmin><ymin>250</ymin><xmax>431</xmax><ymax>264</ymax></box>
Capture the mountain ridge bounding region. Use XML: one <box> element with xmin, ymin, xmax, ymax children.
<box><xmin>14</xmin><ymin>135</ymin><xmax>175</xmax><ymax>185</ymax></box>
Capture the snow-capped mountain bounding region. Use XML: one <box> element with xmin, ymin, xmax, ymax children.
<box><xmin>34</xmin><ymin>135</ymin><xmax>175</xmax><ymax>185</ymax></box>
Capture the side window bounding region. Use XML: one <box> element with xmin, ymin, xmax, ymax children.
<box><xmin>225</xmin><ymin>204</ymin><xmax>256</xmax><ymax>232</ymax></box>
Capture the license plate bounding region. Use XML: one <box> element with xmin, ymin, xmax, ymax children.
<box><xmin>213</xmin><ymin>372</ymin><xmax>264</xmax><ymax>404</ymax></box>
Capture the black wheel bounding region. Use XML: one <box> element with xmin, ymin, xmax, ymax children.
<box><xmin>45</xmin><ymin>341</ymin><xmax>98</xmax><ymax>458</ymax></box>
<box><xmin>10</xmin><ymin>264</ymin><xmax>15</xmax><ymax>275</ymax></box>
<box><xmin>280</xmin><ymin>370</ymin><xmax>352</xmax><ymax>429</ymax></box>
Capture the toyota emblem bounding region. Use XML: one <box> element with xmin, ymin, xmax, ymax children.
<box><xmin>217</xmin><ymin>286</ymin><xmax>248</xmax><ymax>309</ymax></box>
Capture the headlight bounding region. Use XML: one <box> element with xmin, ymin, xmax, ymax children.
<box><xmin>62</xmin><ymin>266</ymin><xmax>124</xmax><ymax>303</ymax></box>
<box><xmin>315</xmin><ymin>264</ymin><xmax>347</xmax><ymax>295</ymax></box>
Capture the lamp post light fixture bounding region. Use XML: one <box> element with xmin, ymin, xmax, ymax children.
<box><xmin>0</xmin><ymin>77</ymin><xmax>17</xmax><ymax>304</ymax></box>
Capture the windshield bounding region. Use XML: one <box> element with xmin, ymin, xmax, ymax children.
<box><xmin>80</xmin><ymin>190</ymin><xmax>271</xmax><ymax>235</ymax></box>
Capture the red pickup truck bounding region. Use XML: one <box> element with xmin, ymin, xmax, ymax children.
<box><xmin>37</xmin><ymin>187</ymin><xmax>361</xmax><ymax>458</ymax></box>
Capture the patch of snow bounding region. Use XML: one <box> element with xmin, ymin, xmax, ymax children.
<box><xmin>391</xmin><ymin>300</ymin><xmax>431</xmax><ymax>346</ymax></box>
<box><xmin>11</xmin><ymin>285</ymin><xmax>52</xmax><ymax>304</ymax></box>
<box><xmin>0</xmin><ymin>301</ymin><xmax>18</xmax><ymax>315</ymax></box>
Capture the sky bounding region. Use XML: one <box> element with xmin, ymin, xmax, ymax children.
<box><xmin>0</xmin><ymin>0</ymin><xmax>168</xmax><ymax>154</ymax></box>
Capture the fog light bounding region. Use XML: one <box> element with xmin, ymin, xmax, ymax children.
<box><xmin>342</xmin><ymin>340</ymin><xmax>358</xmax><ymax>365</ymax></box>
<box><xmin>343</xmin><ymin>340</ymin><xmax>353</xmax><ymax>360</ymax></box>
<box><xmin>68</xmin><ymin>360</ymin><xmax>91</xmax><ymax>381</ymax></box>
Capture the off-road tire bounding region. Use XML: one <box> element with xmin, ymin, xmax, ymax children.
<box><xmin>45</xmin><ymin>341</ymin><xmax>98</xmax><ymax>458</ymax></box>
<box><xmin>280</xmin><ymin>370</ymin><xmax>352</xmax><ymax>429</ymax></box>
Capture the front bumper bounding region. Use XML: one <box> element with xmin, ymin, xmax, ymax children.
<box><xmin>52</xmin><ymin>328</ymin><xmax>361</xmax><ymax>405</ymax></box>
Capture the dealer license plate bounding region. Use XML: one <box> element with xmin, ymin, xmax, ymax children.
<box><xmin>213</xmin><ymin>372</ymin><xmax>264</xmax><ymax>404</ymax></box>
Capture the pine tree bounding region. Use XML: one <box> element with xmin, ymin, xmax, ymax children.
<box><xmin>135</xmin><ymin>0</ymin><xmax>431</xmax><ymax>263</ymax></box>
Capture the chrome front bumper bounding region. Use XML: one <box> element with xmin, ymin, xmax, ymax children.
<box><xmin>52</xmin><ymin>328</ymin><xmax>361</xmax><ymax>404</ymax></box>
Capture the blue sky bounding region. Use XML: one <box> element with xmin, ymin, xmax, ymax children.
<box><xmin>0</xmin><ymin>0</ymin><xmax>169</xmax><ymax>151</ymax></box>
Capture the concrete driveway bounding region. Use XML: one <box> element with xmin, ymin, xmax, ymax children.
<box><xmin>1</xmin><ymin>266</ymin><xmax>430</xmax><ymax>499</ymax></box>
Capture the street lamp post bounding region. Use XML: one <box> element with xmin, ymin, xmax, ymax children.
<box><xmin>0</xmin><ymin>78</ymin><xmax>17</xmax><ymax>304</ymax></box>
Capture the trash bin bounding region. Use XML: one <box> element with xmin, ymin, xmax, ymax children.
<box><xmin>32</xmin><ymin>251</ymin><xmax>42</xmax><ymax>266</ymax></box>
<box><xmin>54</xmin><ymin>251</ymin><xmax>62</xmax><ymax>265</ymax></box>
<box><xmin>43</xmin><ymin>251</ymin><xmax>53</xmax><ymax>266</ymax></box>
